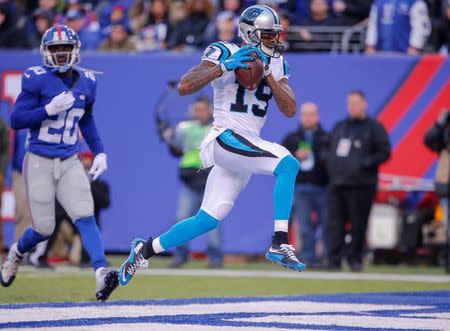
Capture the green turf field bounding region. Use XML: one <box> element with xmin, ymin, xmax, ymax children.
<box><xmin>1</xmin><ymin>257</ymin><xmax>449</xmax><ymax>304</ymax></box>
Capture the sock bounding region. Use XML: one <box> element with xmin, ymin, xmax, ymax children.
<box><xmin>17</xmin><ymin>228</ymin><xmax>48</xmax><ymax>254</ymax></box>
<box><xmin>273</xmin><ymin>155</ymin><xmax>299</xmax><ymax>220</ymax></box>
<box><xmin>272</xmin><ymin>231</ymin><xmax>289</xmax><ymax>245</ymax></box>
<box><xmin>143</xmin><ymin>238</ymin><xmax>156</xmax><ymax>259</ymax></box>
<box><xmin>75</xmin><ymin>216</ymin><xmax>107</xmax><ymax>271</ymax></box>
<box><xmin>159</xmin><ymin>209</ymin><xmax>219</xmax><ymax>251</ymax></box>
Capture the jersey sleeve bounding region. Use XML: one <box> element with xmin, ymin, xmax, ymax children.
<box><xmin>82</xmin><ymin>70</ymin><xmax>97</xmax><ymax>107</ymax></box>
<box><xmin>281</xmin><ymin>57</ymin><xmax>290</xmax><ymax>80</ymax></box>
<box><xmin>201</xmin><ymin>42</ymin><xmax>231</xmax><ymax>65</ymax></box>
<box><xmin>10</xmin><ymin>68</ymin><xmax>48</xmax><ymax>130</ymax></box>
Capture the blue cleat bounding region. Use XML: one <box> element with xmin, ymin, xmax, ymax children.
<box><xmin>265</xmin><ymin>244</ymin><xmax>307</xmax><ymax>272</ymax></box>
<box><xmin>118</xmin><ymin>238</ymin><xmax>149</xmax><ymax>286</ymax></box>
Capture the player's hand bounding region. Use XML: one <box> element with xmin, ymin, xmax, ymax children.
<box><xmin>89</xmin><ymin>153</ymin><xmax>107</xmax><ymax>181</ymax></box>
<box><xmin>247</xmin><ymin>45</ymin><xmax>271</xmax><ymax>77</ymax></box>
<box><xmin>45</xmin><ymin>91</ymin><xmax>75</xmax><ymax>116</ymax></box>
<box><xmin>220</xmin><ymin>45</ymin><xmax>255</xmax><ymax>72</ymax></box>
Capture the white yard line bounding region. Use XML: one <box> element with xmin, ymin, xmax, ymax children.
<box><xmin>18</xmin><ymin>266</ymin><xmax>450</xmax><ymax>283</ymax></box>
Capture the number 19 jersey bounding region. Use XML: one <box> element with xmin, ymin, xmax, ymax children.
<box><xmin>202</xmin><ymin>41</ymin><xmax>290</xmax><ymax>137</ymax></box>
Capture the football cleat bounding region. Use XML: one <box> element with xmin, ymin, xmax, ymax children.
<box><xmin>118</xmin><ymin>238</ymin><xmax>149</xmax><ymax>286</ymax></box>
<box><xmin>265</xmin><ymin>244</ymin><xmax>307</xmax><ymax>272</ymax></box>
<box><xmin>1</xmin><ymin>243</ymin><xmax>23</xmax><ymax>287</ymax></box>
<box><xmin>95</xmin><ymin>268</ymin><xmax>119</xmax><ymax>301</ymax></box>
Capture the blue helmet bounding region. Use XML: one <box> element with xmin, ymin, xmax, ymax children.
<box><xmin>40</xmin><ymin>25</ymin><xmax>81</xmax><ymax>73</ymax></box>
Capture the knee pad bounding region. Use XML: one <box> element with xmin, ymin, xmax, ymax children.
<box><xmin>204</xmin><ymin>201</ymin><xmax>234</xmax><ymax>221</ymax></box>
<box><xmin>273</xmin><ymin>155</ymin><xmax>300</xmax><ymax>177</ymax></box>
<box><xmin>33</xmin><ymin>217</ymin><xmax>55</xmax><ymax>237</ymax></box>
<box><xmin>69</xmin><ymin>199</ymin><xmax>94</xmax><ymax>221</ymax></box>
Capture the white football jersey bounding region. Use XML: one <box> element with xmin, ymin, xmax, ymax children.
<box><xmin>201</xmin><ymin>41</ymin><xmax>290</xmax><ymax>136</ymax></box>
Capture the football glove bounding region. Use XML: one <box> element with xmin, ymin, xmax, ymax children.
<box><xmin>220</xmin><ymin>45</ymin><xmax>255</xmax><ymax>72</ymax></box>
<box><xmin>45</xmin><ymin>91</ymin><xmax>75</xmax><ymax>116</ymax></box>
<box><xmin>89</xmin><ymin>153</ymin><xmax>107</xmax><ymax>181</ymax></box>
<box><xmin>247</xmin><ymin>45</ymin><xmax>271</xmax><ymax>77</ymax></box>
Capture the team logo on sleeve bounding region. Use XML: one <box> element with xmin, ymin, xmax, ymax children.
<box><xmin>204</xmin><ymin>46</ymin><xmax>217</xmax><ymax>58</ymax></box>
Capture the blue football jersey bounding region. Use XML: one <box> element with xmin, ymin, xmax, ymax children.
<box><xmin>13</xmin><ymin>66</ymin><xmax>97</xmax><ymax>159</ymax></box>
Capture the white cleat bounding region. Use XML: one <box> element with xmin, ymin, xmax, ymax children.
<box><xmin>1</xmin><ymin>243</ymin><xmax>23</xmax><ymax>287</ymax></box>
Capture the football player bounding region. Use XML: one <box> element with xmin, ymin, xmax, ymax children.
<box><xmin>0</xmin><ymin>25</ymin><xmax>118</xmax><ymax>301</ymax></box>
<box><xmin>119</xmin><ymin>5</ymin><xmax>305</xmax><ymax>286</ymax></box>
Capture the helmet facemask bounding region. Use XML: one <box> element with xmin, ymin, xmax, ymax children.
<box><xmin>249</xmin><ymin>29</ymin><xmax>284</xmax><ymax>58</ymax></box>
<box><xmin>41</xmin><ymin>41</ymin><xmax>80</xmax><ymax>73</ymax></box>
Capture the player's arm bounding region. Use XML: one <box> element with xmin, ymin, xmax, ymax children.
<box><xmin>78</xmin><ymin>103</ymin><xmax>104</xmax><ymax>156</ymax></box>
<box><xmin>266</xmin><ymin>76</ymin><xmax>296</xmax><ymax>118</ymax></box>
<box><xmin>178</xmin><ymin>44</ymin><xmax>256</xmax><ymax>96</ymax></box>
<box><xmin>10</xmin><ymin>90</ymin><xmax>49</xmax><ymax>130</ymax></box>
<box><xmin>250</xmin><ymin>48</ymin><xmax>296</xmax><ymax>118</ymax></box>
<box><xmin>177</xmin><ymin>61</ymin><xmax>222</xmax><ymax>96</ymax></box>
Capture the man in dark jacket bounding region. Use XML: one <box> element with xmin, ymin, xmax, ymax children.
<box><xmin>326</xmin><ymin>90</ymin><xmax>390</xmax><ymax>271</ymax></box>
<box><xmin>424</xmin><ymin>109</ymin><xmax>450</xmax><ymax>273</ymax></box>
<box><xmin>282</xmin><ymin>102</ymin><xmax>329</xmax><ymax>266</ymax></box>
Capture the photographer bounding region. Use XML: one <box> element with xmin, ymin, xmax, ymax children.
<box><xmin>158</xmin><ymin>96</ymin><xmax>223</xmax><ymax>268</ymax></box>
<box><xmin>424</xmin><ymin>109</ymin><xmax>450</xmax><ymax>273</ymax></box>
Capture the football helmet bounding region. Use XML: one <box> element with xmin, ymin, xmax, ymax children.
<box><xmin>40</xmin><ymin>25</ymin><xmax>81</xmax><ymax>73</ymax></box>
<box><xmin>238</xmin><ymin>5</ymin><xmax>283</xmax><ymax>58</ymax></box>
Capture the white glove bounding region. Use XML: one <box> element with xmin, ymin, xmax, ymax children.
<box><xmin>45</xmin><ymin>91</ymin><xmax>75</xmax><ymax>116</ymax></box>
<box><xmin>89</xmin><ymin>153</ymin><xmax>107</xmax><ymax>181</ymax></box>
<box><xmin>263</xmin><ymin>64</ymin><xmax>272</xmax><ymax>78</ymax></box>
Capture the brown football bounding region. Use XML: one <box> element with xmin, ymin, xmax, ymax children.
<box><xmin>235</xmin><ymin>54</ymin><xmax>264</xmax><ymax>90</ymax></box>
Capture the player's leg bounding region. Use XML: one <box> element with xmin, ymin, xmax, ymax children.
<box><xmin>56</xmin><ymin>156</ymin><xmax>118</xmax><ymax>301</ymax></box>
<box><xmin>118</xmin><ymin>166</ymin><xmax>250</xmax><ymax>286</ymax></box>
<box><xmin>170</xmin><ymin>183</ymin><xmax>198</xmax><ymax>268</ymax></box>
<box><xmin>213</xmin><ymin>130</ymin><xmax>305</xmax><ymax>271</ymax></box>
<box><xmin>1</xmin><ymin>153</ymin><xmax>55</xmax><ymax>287</ymax></box>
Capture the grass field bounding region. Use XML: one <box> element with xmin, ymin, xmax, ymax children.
<box><xmin>1</xmin><ymin>256</ymin><xmax>449</xmax><ymax>304</ymax></box>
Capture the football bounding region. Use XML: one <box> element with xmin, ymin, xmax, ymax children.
<box><xmin>235</xmin><ymin>53</ymin><xmax>264</xmax><ymax>90</ymax></box>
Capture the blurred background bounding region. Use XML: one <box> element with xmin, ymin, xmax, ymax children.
<box><xmin>0</xmin><ymin>0</ymin><xmax>449</xmax><ymax>273</ymax></box>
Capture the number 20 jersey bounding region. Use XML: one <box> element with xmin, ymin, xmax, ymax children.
<box><xmin>202</xmin><ymin>41</ymin><xmax>290</xmax><ymax>137</ymax></box>
<box><xmin>14</xmin><ymin>66</ymin><xmax>96</xmax><ymax>159</ymax></box>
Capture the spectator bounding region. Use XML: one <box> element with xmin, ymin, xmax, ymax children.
<box><xmin>139</xmin><ymin>0</ymin><xmax>170</xmax><ymax>51</ymax></box>
<box><xmin>326</xmin><ymin>90</ymin><xmax>390</xmax><ymax>271</ymax></box>
<box><xmin>128</xmin><ymin>0</ymin><xmax>151</xmax><ymax>34</ymax></box>
<box><xmin>0</xmin><ymin>2</ymin><xmax>27</xmax><ymax>48</ymax></box>
<box><xmin>65</xmin><ymin>9</ymin><xmax>102</xmax><ymax>50</ymax></box>
<box><xmin>24</xmin><ymin>8</ymin><xmax>53</xmax><ymax>49</ymax></box>
<box><xmin>158</xmin><ymin>96</ymin><xmax>223</xmax><ymax>268</ymax></box>
<box><xmin>301</xmin><ymin>0</ymin><xmax>337</xmax><ymax>26</ymax></box>
<box><xmin>297</xmin><ymin>0</ymin><xmax>337</xmax><ymax>46</ymax></box>
<box><xmin>56</xmin><ymin>0</ymin><xmax>98</xmax><ymax>26</ymax></box>
<box><xmin>97</xmin><ymin>0</ymin><xmax>133</xmax><ymax>29</ymax></box>
<box><xmin>365</xmin><ymin>0</ymin><xmax>431</xmax><ymax>54</ymax></box>
<box><xmin>0</xmin><ymin>117</ymin><xmax>8</xmax><ymax>252</ymax></box>
<box><xmin>427</xmin><ymin>0</ymin><xmax>450</xmax><ymax>53</ymax></box>
<box><xmin>167</xmin><ymin>0</ymin><xmax>214</xmax><ymax>51</ymax></box>
<box><xmin>282</xmin><ymin>102</ymin><xmax>329</xmax><ymax>267</ymax></box>
<box><xmin>424</xmin><ymin>109</ymin><xmax>450</xmax><ymax>273</ymax></box>
<box><xmin>332</xmin><ymin>0</ymin><xmax>371</xmax><ymax>26</ymax></box>
<box><xmin>168</xmin><ymin>0</ymin><xmax>187</xmax><ymax>31</ymax></box>
<box><xmin>218</xmin><ymin>0</ymin><xmax>245</xmax><ymax>15</ymax></box>
<box><xmin>205</xmin><ymin>10</ymin><xmax>239</xmax><ymax>45</ymax></box>
<box><xmin>99</xmin><ymin>23</ymin><xmax>137</xmax><ymax>51</ymax></box>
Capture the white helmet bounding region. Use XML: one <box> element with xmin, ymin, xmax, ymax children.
<box><xmin>238</xmin><ymin>5</ymin><xmax>283</xmax><ymax>58</ymax></box>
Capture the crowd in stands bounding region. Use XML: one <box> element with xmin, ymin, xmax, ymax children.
<box><xmin>0</xmin><ymin>0</ymin><xmax>449</xmax><ymax>53</ymax></box>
